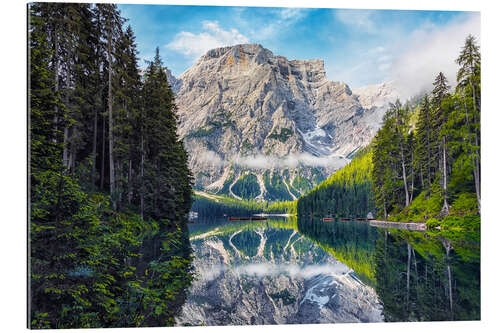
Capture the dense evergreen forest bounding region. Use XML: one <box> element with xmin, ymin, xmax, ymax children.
<box><xmin>191</xmin><ymin>193</ymin><xmax>296</xmax><ymax>220</ymax></box>
<box><xmin>298</xmin><ymin>35</ymin><xmax>480</xmax><ymax>229</ymax></box>
<box><xmin>372</xmin><ymin>35</ymin><xmax>480</xmax><ymax>225</ymax></box>
<box><xmin>297</xmin><ymin>147</ymin><xmax>374</xmax><ymax>218</ymax></box>
<box><xmin>29</xmin><ymin>3</ymin><xmax>193</xmax><ymax>328</ymax></box>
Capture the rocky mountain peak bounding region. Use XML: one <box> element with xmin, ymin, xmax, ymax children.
<box><xmin>352</xmin><ymin>81</ymin><xmax>398</xmax><ymax>110</ymax></box>
<box><xmin>170</xmin><ymin>44</ymin><xmax>391</xmax><ymax>200</ymax></box>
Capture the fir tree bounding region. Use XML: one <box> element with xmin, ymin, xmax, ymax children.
<box><xmin>431</xmin><ymin>72</ymin><xmax>451</xmax><ymax>215</ymax></box>
<box><xmin>456</xmin><ymin>35</ymin><xmax>481</xmax><ymax>212</ymax></box>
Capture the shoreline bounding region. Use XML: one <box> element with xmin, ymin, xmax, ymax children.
<box><xmin>370</xmin><ymin>220</ymin><xmax>427</xmax><ymax>231</ymax></box>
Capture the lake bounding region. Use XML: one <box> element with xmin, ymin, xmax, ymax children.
<box><xmin>176</xmin><ymin>217</ymin><xmax>480</xmax><ymax>325</ymax></box>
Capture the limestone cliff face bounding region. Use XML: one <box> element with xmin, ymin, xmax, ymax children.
<box><xmin>172</xmin><ymin>44</ymin><xmax>388</xmax><ymax>198</ymax></box>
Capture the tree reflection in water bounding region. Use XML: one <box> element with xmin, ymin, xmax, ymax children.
<box><xmin>297</xmin><ymin>217</ymin><xmax>480</xmax><ymax>322</ymax></box>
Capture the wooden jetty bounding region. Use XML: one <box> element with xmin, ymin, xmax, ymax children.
<box><xmin>228</xmin><ymin>217</ymin><xmax>267</xmax><ymax>221</ymax></box>
<box><xmin>370</xmin><ymin>220</ymin><xmax>426</xmax><ymax>231</ymax></box>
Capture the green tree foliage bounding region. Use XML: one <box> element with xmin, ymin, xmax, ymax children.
<box><xmin>455</xmin><ymin>35</ymin><xmax>481</xmax><ymax>213</ymax></box>
<box><xmin>297</xmin><ymin>147</ymin><xmax>374</xmax><ymax>218</ymax></box>
<box><xmin>297</xmin><ymin>36</ymin><xmax>480</xmax><ymax>226</ymax></box>
<box><xmin>231</xmin><ymin>173</ymin><xmax>261</xmax><ymax>199</ymax></box>
<box><xmin>141</xmin><ymin>47</ymin><xmax>193</xmax><ymax>221</ymax></box>
<box><xmin>190</xmin><ymin>193</ymin><xmax>296</xmax><ymax>220</ymax></box>
<box><xmin>29</xmin><ymin>3</ymin><xmax>193</xmax><ymax>328</ymax></box>
<box><xmin>263</xmin><ymin>170</ymin><xmax>294</xmax><ymax>201</ymax></box>
<box><xmin>370</xmin><ymin>36</ymin><xmax>480</xmax><ymax>222</ymax></box>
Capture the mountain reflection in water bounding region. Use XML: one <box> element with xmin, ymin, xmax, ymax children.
<box><xmin>177</xmin><ymin>217</ymin><xmax>480</xmax><ymax>326</ymax></box>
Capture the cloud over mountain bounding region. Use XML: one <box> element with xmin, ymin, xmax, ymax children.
<box><xmin>166</xmin><ymin>20</ymin><xmax>249</xmax><ymax>59</ymax></box>
<box><xmin>389</xmin><ymin>12</ymin><xmax>480</xmax><ymax>99</ymax></box>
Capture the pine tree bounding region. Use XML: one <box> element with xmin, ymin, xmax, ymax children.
<box><xmin>141</xmin><ymin>47</ymin><xmax>193</xmax><ymax>221</ymax></box>
<box><xmin>456</xmin><ymin>35</ymin><xmax>481</xmax><ymax>213</ymax></box>
<box><xmin>113</xmin><ymin>25</ymin><xmax>142</xmax><ymax>209</ymax></box>
<box><xmin>431</xmin><ymin>72</ymin><xmax>451</xmax><ymax>215</ymax></box>
<box><xmin>95</xmin><ymin>3</ymin><xmax>124</xmax><ymax>206</ymax></box>
<box><xmin>415</xmin><ymin>95</ymin><xmax>434</xmax><ymax>192</ymax></box>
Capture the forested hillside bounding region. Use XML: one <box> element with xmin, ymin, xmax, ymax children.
<box><xmin>297</xmin><ymin>35</ymin><xmax>480</xmax><ymax>229</ymax></box>
<box><xmin>372</xmin><ymin>35</ymin><xmax>480</xmax><ymax>227</ymax></box>
<box><xmin>297</xmin><ymin>147</ymin><xmax>374</xmax><ymax>218</ymax></box>
<box><xmin>29</xmin><ymin>3</ymin><xmax>193</xmax><ymax>328</ymax></box>
<box><xmin>191</xmin><ymin>192</ymin><xmax>296</xmax><ymax>220</ymax></box>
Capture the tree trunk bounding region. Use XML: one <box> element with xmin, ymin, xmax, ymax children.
<box><xmin>140</xmin><ymin>134</ymin><xmax>145</xmax><ymax>220</ymax></box>
<box><xmin>128</xmin><ymin>159</ymin><xmax>133</xmax><ymax>205</ymax></box>
<box><xmin>107</xmin><ymin>31</ymin><xmax>115</xmax><ymax>207</ymax></box>
<box><xmin>463</xmin><ymin>98</ymin><xmax>481</xmax><ymax>214</ymax></box>
<box><xmin>474</xmin><ymin>129</ymin><xmax>481</xmax><ymax>214</ymax></box>
<box><xmin>52</xmin><ymin>29</ymin><xmax>60</xmax><ymax>143</ymax></box>
<box><xmin>441</xmin><ymin>136</ymin><xmax>449</xmax><ymax>215</ymax></box>
<box><xmin>420</xmin><ymin>167</ymin><xmax>424</xmax><ymax>193</ymax></box>
<box><xmin>67</xmin><ymin>129</ymin><xmax>74</xmax><ymax>173</ymax></box>
<box><xmin>63</xmin><ymin>127</ymin><xmax>69</xmax><ymax>168</ymax></box>
<box><xmin>401</xmin><ymin>148</ymin><xmax>410</xmax><ymax>207</ymax></box>
<box><xmin>412</xmin><ymin>247</ymin><xmax>418</xmax><ymax>299</ymax></box>
<box><xmin>406</xmin><ymin>243</ymin><xmax>411</xmax><ymax>310</ymax></box>
<box><xmin>410</xmin><ymin>150</ymin><xmax>414</xmax><ymax>203</ymax></box>
<box><xmin>62</xmin><ymin>62</ymin><xmax>71</xmax><ymax>170</ymax></box>
<box><xmin>442</xmin><ymin>238</ymin><xmax>453</xmax><ymax>319</ymax></box>
<box><xmin>383</xmin><ymin>198</ymin><xmax>387</xmax><ymax>219</ymax></box>
<box><xmin>100</xmin><ymin>115</ymin><xmax>106</xmax><ymax>190</ymax></box>
<box><xmin>91</xmin><ymin>107</ymin><xmax>98</xmax><ymax>186</ymax></box>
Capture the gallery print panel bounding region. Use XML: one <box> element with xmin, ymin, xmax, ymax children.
<box><xmin>28</xmin><ymin>0</ymin><xmax>480</xmax><ymax>329</ymax></box>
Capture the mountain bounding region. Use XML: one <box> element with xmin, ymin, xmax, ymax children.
<box><xmin>352</xmin><ymin>81</ymin><xmax>398</xmax><ymax>110</ymax></box>
<box><xmin>170</xmin><ymin>44</ymin><xmax>394</xmax><ymax>200</ymax></box>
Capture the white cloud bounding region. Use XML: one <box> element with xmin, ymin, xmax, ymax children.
<box><xmin>166</xmin><ymin>20</ymin><xmax>249</xmax><ymax>59</ymax></box>
<box><xmin>278</xmin><ymin>7</ymin><xmax>305</xmax><ymax>21</ymax></box>
<box><xmin>201</xmin><ymin>262</ymin><xmax>350</xmax><ymax>282</ymax></box>
<box><xmin>377</xmin><ymin>54</ymin><xmax>392</xmax><ymax>63</ymax></box>
<box><xmin>388</xmin><ymin>13</ymin><xmax>480</xmax><ymax>100</ymax></box>
<box><xmin>234</xmin><ymin>153</ymin><xmax>347</xmax><ymax>170</ymax></box>
<box><xmin>249</xmin><ymin>7</ymin><xmax>308</xmax><ymax>41</ymax></box>
<box><xmin>369</xmin><ymin>46</ymin><xmax>386</xmax><ymax>54</ymax></box>
<box><xmin>378</xmin><ymin>63</ymin><xmax>391</xmax><ymax>71</ymax></box>
<box><xmin>196</xmin><ymin>150</ymin><xmax>348</xmax><ymax>170</ymax></box>
<box><xmin>336</xmin><ymin>9</ymin><xmax>376</xmax><ymax>33</ymax></box>
<box><xmin>198</xmin><ymin>150</ymin><xmax>227</xmax><ymax>167</ymax></box>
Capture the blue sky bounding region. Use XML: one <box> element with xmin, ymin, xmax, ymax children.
<box><xmin>118</xmin><ymin>4</ymin><xmax>479</xmax><ymax>93</ymax></box>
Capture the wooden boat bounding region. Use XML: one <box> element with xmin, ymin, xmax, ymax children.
<box><xmin>340</xmin><ymin>218</ymin><xmax>352</xmax><ymax>221</ymax></box>
<box><xmin>322</xmin><ymin>217</ymin><xmax>335</xmax><ymax>222</ymax></box>
<box><xmin>355</xmin><ymin>218</ymin><xmax>368</xmax><ymax>221</ymax></box>
<box><xmin>228</xmin><ymin>217</ymin><xmax>245</xmax><ymax>221</ymax></box>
